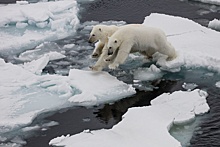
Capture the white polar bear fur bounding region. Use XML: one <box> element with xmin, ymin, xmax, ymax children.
<box><xmin>88</xmin><ymin>25</ymin><xmax>119</xmax><ymax>71</ymax></box>
<box><xmin>106</xmin><ymin>25</ymin><xmax>177</xmax><ymax>69</ymax></box>
<box><xmin>89</xmin><ymin>25</ymin><xmax>119</xmax><ymax>58</ymax></box>
<box><xmin>89</xmin><ymin>24</ymin><xmax>144</xmax><ymax>71</ymax></box>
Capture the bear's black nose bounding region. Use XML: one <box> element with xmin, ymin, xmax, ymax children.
<box><xmin>109</xmin><ymin>47</ymin><xmax>112</xmax><ymax>49</ymax></box>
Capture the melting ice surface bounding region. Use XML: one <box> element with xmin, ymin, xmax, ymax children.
<box><xmin>50</xmin><ymin>13</ymin><xmax>220</xmax><ymax>146</ymax></box>
<box><xmin>190</xmin><ymin>0</ymin><xmax>220</xmax><ymax>5</ymax></box>
<box><xmin>0</xmin><ymin>0</ymin><xmax>79</xmax><ymax>55</ymax></box>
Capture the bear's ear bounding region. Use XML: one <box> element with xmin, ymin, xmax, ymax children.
<box><xmin>114</xmin><ymin>40</ymin><xmax>117</xmax><ymax>43</ymax></box>
<box><xmin>99</xmin><ymin>28</ymin><xmax>102</xmax><ymax>32</ymax></box>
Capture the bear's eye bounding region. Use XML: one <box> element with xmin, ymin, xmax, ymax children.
<box><xmin>92</xmin><ymin>34</ymin><xmax>95</xmax><ymax>36</ymax></box>
<box><xmin>114</xmin><ymin>40</ymin><xmax>117</xmax><ymax>43</ymax></box>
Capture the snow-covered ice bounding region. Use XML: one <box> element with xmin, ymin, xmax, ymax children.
<box><xmin>143</xmin><ymin>13</ymin><xmax>220</xmax><ymax>73</ymax></box>
<box><xmin>0</xmin><ymin>56</ymin><xmax>135</xmax><ymax>137</ymax></box>
<box><xmin>133</xmin><ymin>64</ymin><xmax>164</xmax><ymax>81</ymax></box>
<box><xmin>215</xmin><ymin>81</ymin><xmax>220</xmax><ymax>88</ymax></box>
<box><xmin>0</xmin><ymin>0</ymin><xmax>79</xmax><ymax>55</ymax></box>
<box><xmin>182</xmin><ymin>83</ymin><xmax>198</xmax><ymax>91</ymax></box>
<box><xmin>190</xmin><ymin>0</ymin><xmax>220</xmax><ymax>5</ymax></box>
<box><xmin>208</xmin><ymin>18</ymin><xmax>220</xmax><ymax>31</ymax></box>
<box><xmin>50</xmin><ymin>89</ymin><xmax>209</xmax><ymax>147</ymax></box>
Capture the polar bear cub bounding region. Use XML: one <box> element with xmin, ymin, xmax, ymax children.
<box><xmin>88</xmin><ymin>24</ymin><xmax>144</xmax><ymax>71</ymax></box>
<box><xmin>88</xmin><ymin>25</ymin><xmax>119</xmax><ymax>58</ymax></box>
<box><xmin>106</xmin><ymin>25</ymin><xmax>177</xmax><ymax>69</ymax></box>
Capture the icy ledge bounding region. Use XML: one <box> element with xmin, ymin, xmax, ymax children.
<box><xmin>50</xmin><ymin>89</ymin><xmax>209</xmax><ymax>147</ymax></box>
<box><xmin>0</xmin><ymin>57</ymin><xmax>135</xmax><ymax>134</ymax></box>
<box><xmin>208</xmin><ymin>18</ymin><xmax>220</xmax><ymax>31</ymax></box>
<box><xmin>143</xmin><ymin>13</ymin><xmax>220</xmax><ymax>73</ymax></box>
<box><xmin>189</xmin><ymin>0</ymin><xmax>220</xmax><ymax>5</ymax></box>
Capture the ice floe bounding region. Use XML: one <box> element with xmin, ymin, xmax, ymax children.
<box><xmin>0</xmin><ymin>56</ymin><xmax>135</xmax><ymax>136</ymax></box>
<box><xmin>190</xmin><ymin>0</ymin><xmax>220</xmax><ymax>5</ymax></box>
<box><xmin>0</xmin><ymin>0</ymin><xmax>79</xmax><ymax>55</ymax></box>
<box><xmin>133</xmin><ymin>64</ymin><xmax>164</xmax><ymax>81</ymax></box>
<box><xmin>208</xmin><ymin>18</ymin><xmax>220</xmax><ymax>31</ymax></box>
<box><xmin>215</xmin><ymin>81</ymin><xmax>220</xmax><ymax>87</ymax></box>
<box><xmin>50</xmin><ymin>89</ymin><xmax>209</xmax><ymax>147</ymax></box>
<box><xmin>143</xmin><ymin>13</ymin><xmax>220</xmax><ymax>73</ymax></box>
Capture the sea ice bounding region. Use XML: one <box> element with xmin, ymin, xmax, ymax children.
<box><xmin>190</xmin><ymin>0</ymin><xmax>220</xmax><ymax>5</ymax></box>
<box><xmin>182</xmin><ymin>83</ymin><xmax>198</xmax><ymax>91</ymax></box>
<box><xmin>0</xmin><ymin>56</ymin><xmax>135</xmax><ymax>136</ymax></box>
<box><xmin>208</xmin><ymin>18</ymin><xmax>220</xmax><ymax>31</ymax></box>
<box><xmin>133</xmin><ymin>64</ymin><xmax>164</xmax><ymax>81</ymax></box>
<box><xmin>143</xmin><ymin>13</ymin><xmax>220</xmax><ymax>73</ymax></box>
<box><xmin>0</xmin><ymin>0</ymin><xmax>79</xmax><ymax>55</ymax></box>
<box><xmin>215</xmin><ymin>81</ymin><xmax>220</xmax><ymax>88</ymax></box>
<box><xmin>50</xmin><ymin>89</ymin><xmax>209</xmax><ymax>147</ymax></box>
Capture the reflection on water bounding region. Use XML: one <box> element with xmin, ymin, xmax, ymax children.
<box><xmin>24</xmin><ymin>79</ymin><xmax>183</xmax><ymax>147</ymax></box>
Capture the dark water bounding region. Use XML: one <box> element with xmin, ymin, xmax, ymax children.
<box><xmin>1</xmin><ymin>0</ymin><xmax>220</xmax><ymax>146</ymax></box>
<box><xmin>79</xmin><ymin>0</ymin><xmax>220</xmax><ymax>26</ymax></box>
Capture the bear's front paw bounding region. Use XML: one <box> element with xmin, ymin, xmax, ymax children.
<box><xmin>108</xmin><ymin>63</ymin><xmax>119</xmax><ymax>70</ymax></box>
<box><xmin>89</xmin><ymin>65</ymin><xmax>102</xmax><ymax>71</ymax></box>
<box><xmin>91</xmin><ymin>53</ymin><xmax>100</xmax><ymax>58</ymax></box>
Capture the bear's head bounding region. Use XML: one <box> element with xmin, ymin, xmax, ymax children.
<box><xmin>88</xmin><ymin>25</ymin><xmax>106</xmax><ymax>43</ymax></box>
<box><xmin>107</xmin><ymin>37</ymin><xmax>122</xmax><ymax>55</ymax></box>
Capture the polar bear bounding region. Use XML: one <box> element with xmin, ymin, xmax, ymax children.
<box><xmin>106</xmin><ymin>25</ymin><xmax>177</xmax><ymax>69</ymax></box>
<box><xmin>88</xmin><ymin>25</ymin><xmax>119</xmax><ymax>71</ymax></box>
<box><xmin>88</xmin><ymin>25</ymin><xmax>119</xmax><ymax>58</ymax></box>
<box><xmin>89</xmin><ymin>24</ymin><xmax>144</xmax><ymax>71</ymax></box>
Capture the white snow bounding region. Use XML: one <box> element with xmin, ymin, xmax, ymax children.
<box><xmin>50</xmin><ymin>89</ymin><xmax>209</xmax><ymax>147</ymax></box>
<box><xmin>0</xmin><ymin>57</ymin><xmax>135</xmax><ymax>135</ymax></box>
<box><xmin>0</xmin><ymin>0</ymin><xmax>79</xmax><ymax>55</ymax></box>
<box><xmin>190</xmin><ymin>0</ymin><xmax>220</xmax><ymax>5</ymax></box>
<box><xmin>182</xmin><ymin>83</ymin><xmax>198</xmax><ymax>91</ymax></box>
<box><xmin>16</xmin><ymin>1</ymin><xmax>29</xmax><ymax>5</ymax></box>
<box><xmin>215</xmin><ymin>81</ymin><xmax>220</xmax><ymax>87</ymax></box>
<box><xmin>208</xmin><ymin>18</ymin><xmax>220</xmax><ymax>31</ymax></box>
<box><xmin>143</xmin><ymin>13</ymin><xmax>220</xmax><ymax>73</ymax></box>
<box><xmin>133</xmin><ymin>64</ymin><xmax>163</xmax><ymax>81</ymax></box>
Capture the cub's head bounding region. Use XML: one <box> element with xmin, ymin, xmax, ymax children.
<box><xmin>88</xmin><ymin>25</ymin><xmax>105</xmax><ymax>43</ymax></box>
<box><xmin>107</xmin><ymin>37</ymin><xmax>122</xmax><ymax>55</ymax></box>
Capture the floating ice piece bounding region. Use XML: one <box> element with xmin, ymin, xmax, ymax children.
<box><xmin>143</xmin><ymin>13</ymin><xmax>220</xmax><ymax>73</ymax></box>
<box><xmin>182</xmin><ymin>83</ymin><xmax>198</xmax><ymax>91</ymax></box>
<box><xmin>215</xmin><ymin>81</ymin><xmax>220</xmax><ymax>88</ymax></box>
<box><xmin>133</xmin><ymin>64</ymin><xmax>164</xmax><ymax>81</ymax></box>
<box><xmin>16</xmin><ymin>1</ymin><xmax>29</xmax><ymax>5</ymax></box>
<box><xmin>0</xmin><ymin>58</ymin><xmax>135</xmax><ymax>135</ymax></box>
<box><xmin>21</xmin><ymin>52</ymin><xmax>65</xmax><ymax>74</ymax></box>
<box><xmin>68</xmin><ymin>69</ymin><xmax>136</xmax><ymax>106</ymax></box>
<box><xmin>0</xmin><ymin>0</ymin><xmax>79</xmax><ymax>55</ymax></box>
<box><xmin>63</xmin><ymin>44</ymin><xmax>75</xmax><ymax>49</ymax></box>
<box><xmin>189</xmin><ymin>0</ymin><xmax>220</xmax><ymax>5</ymax></box>
<box><xmin>50</xmin><ymin>89</ymin><xmax>209</xmax><ymax>147</ymax></box>
<box><xmin>18</xmin><ymin>42</ymin><xmax>64</xmax><ymax>61</ymax></box>
<box><xmin>16</xmin><ymin>22</ymin><xmax>28</xmax><ymax>29</ymax></box>
<box><xmin>208</xmin><ymin>18</ymin><xmax>220</xmax><ymax>31</ymax></box>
